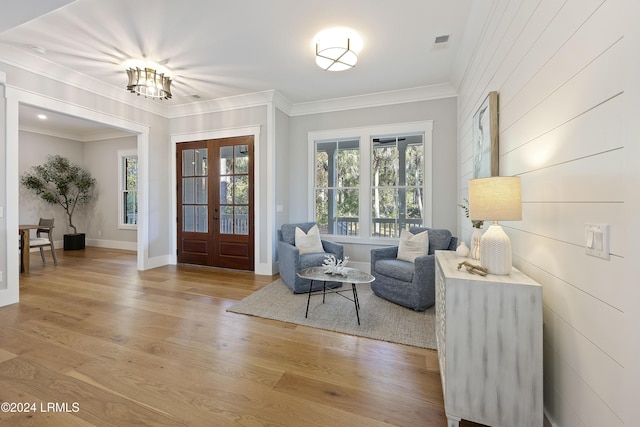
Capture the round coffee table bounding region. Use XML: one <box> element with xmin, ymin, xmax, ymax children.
<box><xmin>297</xmin><ymin>266</ymin><xmax>375</xmax><ymax>325</ymax></box>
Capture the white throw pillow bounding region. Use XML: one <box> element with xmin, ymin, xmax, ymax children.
<box><xmin>397</xmin><ymin>229</ymin><xmax>429</xmax><ymax>263</ymax></box>
<box><xmin>295</xmin><ymin>225</ymin><xmax>325</xmax><ymax>255</ymax></box>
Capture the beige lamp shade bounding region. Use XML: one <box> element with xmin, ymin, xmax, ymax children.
<box><xmin>468</xmin><ymin>176</ymin><xmax>522</xmax><ymax>275</ymax></box>
<box><xmin>468</xmin><ymin>176</ymin><xmax>522</xmax><ymax>221</ymax></box>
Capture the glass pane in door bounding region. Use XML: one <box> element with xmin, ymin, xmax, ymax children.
<box><xmin>220</xmin><ymin>205</ymin><xmax>233</xmax><ymax>234</ymax></box>
<box><xmin>182</xmin><ymin>148</ymin><xmax>208</xmax><ymax>234</ymax></box>
<box><xmin>234</xmin><ymin>206</ymin><xmax>249</xmax><ymax>235</ymax></box>
<box><xmin>234</xmin><ymin>145</ymin><xmax>249</xmax><ymax>173</ymax></box>
<box><xmin>218</xmin><ymin>145</ymin><xmax>249</xmax><ymax>236</ymax></box>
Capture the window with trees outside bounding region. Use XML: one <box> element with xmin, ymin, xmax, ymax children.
<box><xmin>118</xmin><ymin>149</ymin><xmax>138</xmax><ymax>229</ymax></box>
<box><xmin>310</xmin><ymin>121</ymin><xmax>432</xmax><ymax>241</ymax></box>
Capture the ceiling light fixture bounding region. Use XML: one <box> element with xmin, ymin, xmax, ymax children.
<box><xmin>314</xmin><ymin>28</ymin><xmax>362</xmax><ymax>71</ymax></box>
<box><xmin>126</xmin><ymin>67</ymin><xmax>172</xmax><ymax>100</ymax></box>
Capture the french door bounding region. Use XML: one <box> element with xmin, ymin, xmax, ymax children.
<box><xmin>176</xmin><ymin>136</ymin><xmax>254</xmax><ymax>270</ymax></box>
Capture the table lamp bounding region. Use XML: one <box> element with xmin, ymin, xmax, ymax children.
<box><xmin>468</xmin><ymin>176</ymin><xmax>522</xmax><ymax>275</ymax></box>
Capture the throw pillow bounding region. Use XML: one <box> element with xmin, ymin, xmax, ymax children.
<box><xmin>397</xmin><ymin>229</ymin><xmax>429</xmax><ymax>263</ymax></box>
<box><xmin>295</xmin><ymin>225</ymin><xmax>324</xmax><ymax>255</ymax></box>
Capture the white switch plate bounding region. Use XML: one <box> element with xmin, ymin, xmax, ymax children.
<box><xmin>585</xmin><ymin>224</ymin><xmax>609</xmax><ymax>260</ymax></box>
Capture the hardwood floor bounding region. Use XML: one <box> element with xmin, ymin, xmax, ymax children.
<box><xmin>1</xmin><ymin>247</ymin><xmax>485</xmax><ymax>426</ymax></box>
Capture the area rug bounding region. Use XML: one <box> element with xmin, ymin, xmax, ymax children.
<box><xmin>227</xmin><ymin>279</ymin><xmax>436</xmax><ymax>349</ymax></box>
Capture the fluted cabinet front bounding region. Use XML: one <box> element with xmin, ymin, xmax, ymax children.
<box><xmin>434</xmin><ymin>251</ymin><xmax>543</xmax><ymax>427</ymax></box>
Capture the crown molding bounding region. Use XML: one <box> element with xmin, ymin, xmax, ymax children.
<box><xmin>19</xmin><ymin>125</ymin><xmax>81</xmax><ymax>141</ymax></box>
<box><xmin>288</xmin><ymin>83</ymin><xmax>458</xmax><ymax>117</ymax></box>
<box><xmin>0</xmin><ymin>44</ymin><xmax>167</xmax><ymax>117</ymax></box>
<box><xmin>1</xmin><ymin>43</ymin><xmax>458</xmax><ymax>121</ymax></box>
<box><xmin>79</xmin><ymin>128</ymin><xmax>134</xmax><ymax>142</ymax></box>
<box><xmin>165</xmin><ymin>84</ymin><xmax>458</xmax><ymax>119</ymax></box>
<box><xmin>19</xmin><ymin>124</ymin><xmax>133</xmax><ymax>142</ymax></box>
<box><xmin>166</xmin><ymin>90</ymin><xmax>276</xmax><ymax>118</ymax></box>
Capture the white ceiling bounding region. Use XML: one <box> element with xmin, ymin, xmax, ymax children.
<box><xmin>1</xmin><ymin>0</ymin><xmax>473</xmax><ymax>135</ymax></box>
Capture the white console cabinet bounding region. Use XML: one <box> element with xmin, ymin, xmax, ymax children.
<box><xmin>435</xmin><ymin>250</ymin><xmax>543</xmax><ymax>427</ymax></box>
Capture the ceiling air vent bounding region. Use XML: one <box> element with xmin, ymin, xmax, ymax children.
<box><xmin>435</xmin><ymin>35</ymin><xmax>450</xmax><ymax>44</ymax></box>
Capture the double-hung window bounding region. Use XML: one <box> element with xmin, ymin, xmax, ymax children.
<box><xmin>310</xmin><ymin>121</ymin><xmax>432</xmax><ymax>241</ymax></box>
<box><xmin>118</xmin><ymin>149</ymin><xmax>138</xmax><ymax>229</ymax></box>
<box><xmin>315</xmin><ymin>139</ymin><xmax>360</xmax><ymax>235</ymax></box>
<box><xmin>371</xmin><ymin>135</ymin><xmax>425</xmax><ymax>237</ymax></box>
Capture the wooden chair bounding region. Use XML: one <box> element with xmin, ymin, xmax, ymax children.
<box><xmin>30</xmin><ymin>218</ymin><xmax>58</xmax><ymax>265</ymax></box>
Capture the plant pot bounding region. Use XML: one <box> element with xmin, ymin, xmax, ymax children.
<box><xmin>64</xmin><ymin>233</ymin><xmax>86</xmax><ymax>251</ymax></box>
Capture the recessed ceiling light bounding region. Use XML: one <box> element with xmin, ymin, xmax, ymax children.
<box><xmin>37</xmin><ymin>114</ymin><xmax>47</xmax><ymax>120</ymax></box>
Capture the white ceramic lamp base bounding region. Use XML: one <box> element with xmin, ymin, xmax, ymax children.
<box><xmin>479</xmin><ymin>223</ymin><xmax>512</xmax><ymax>275</ymax></box>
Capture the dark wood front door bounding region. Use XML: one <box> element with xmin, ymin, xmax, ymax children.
<box><xmin>176</xmin><ymin>136</ymin><xmax>254</xmax><ymax>270</ymax></box>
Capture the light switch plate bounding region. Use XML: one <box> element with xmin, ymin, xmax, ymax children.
<box><xmin>585</xmin><ymin>224</ymin><xmax>609</xmax><ymax>260</ymax></box>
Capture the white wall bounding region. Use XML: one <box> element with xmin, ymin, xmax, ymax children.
<box><xmin>452</xmin><ymin>0</ymin><xmax>638</xmax><ymax>425</ymax></box>
<box><xmin>0</xmin><ymin>79</ymin><xmax>7</xmax><ymax>290</ymax></box>
<box><xmin>275</xmin><ymin>107</ymin><xmax>290</xmax><ymax>229</ymax></box>
<box><xmin>83</xmin><ymin>135</ymin><xmax>138</xmax><ymax>248</ymax></box>
<box><xmin>287</xmin><ymin>98</ymin><xmax>458</xmax><ymax>265</ymax></box>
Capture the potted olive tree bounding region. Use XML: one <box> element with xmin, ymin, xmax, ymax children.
<box><xmin>21</xmin><ymin>154</ymin><xmax>96</xmax><ymax>250</ymax></box>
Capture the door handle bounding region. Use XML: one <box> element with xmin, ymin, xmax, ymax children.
<box><xmin>213</xmin><ymin>216</ymin><xmax>219</xmax><ymax>220</ymax></box>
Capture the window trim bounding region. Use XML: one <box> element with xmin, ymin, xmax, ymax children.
<box><xmin>308</xmin><ymin>121</ymin><xmax>433</xmax><ymax>244</ymax></box>
<box><xmin>118</xmin><ymin>149</ymin><xmax>138</xmax><ymax>230</ymax></box>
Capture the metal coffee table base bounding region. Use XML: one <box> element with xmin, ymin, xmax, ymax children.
<box><xmin>297</xmin><ymin>267</ymin><xmax>375</xmax><ymax>327</ymax></box>
<box><xmin>305</xmin><ymin>280</ymin><xmax>362</xmax><ymax>325</ymax></box>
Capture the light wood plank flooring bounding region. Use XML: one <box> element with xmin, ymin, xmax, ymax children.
<box><xmin>2</xmin><ymin>247</ymin><xmax>486</xmax><ymax>426</ymax></box>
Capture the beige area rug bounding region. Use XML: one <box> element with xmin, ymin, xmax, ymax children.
<box><xmin>227</xmin><ymin>279</ymin><xmax>436</xmax><ymax>349</ymax></box>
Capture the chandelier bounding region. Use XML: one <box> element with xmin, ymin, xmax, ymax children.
<box><xmin>126</xmin><ymin>67</ymin><xmax>172</xmax><ymax>100</ymax></box>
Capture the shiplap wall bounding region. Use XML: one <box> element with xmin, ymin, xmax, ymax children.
<box><xmin>453</xmin><ymin>0</ymin><xmax>637</xmax><ymax>426</ymax></box>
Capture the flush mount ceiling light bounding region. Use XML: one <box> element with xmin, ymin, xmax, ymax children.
<box><xmin>314</xmin><ymin>28</ymin><xmax>362</xmax><ymax>71</ymax></box>
<box><xmin>126</xmin><ymin>65</ymin><xmax>172</xmax><ymax>100</ymax></box>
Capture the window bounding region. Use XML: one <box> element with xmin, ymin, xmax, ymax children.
<box><xmin>315</xmin><ymin>139</ymin><xmax>360</xmax><ymax>235</ymax></box>
<box><xmin>309</xmin><ymin>122</ymin><xmax>432</xmax><ymax>241</ymax></box>
<box><xmin>118</xmin><ymin>149</ymin><xmax>138</xmax><ymax>229</ymax></box>
<box><xmin>371</xmin><ymin>135</ymin><xmax>424</xmax><ymax>237</ymax></box>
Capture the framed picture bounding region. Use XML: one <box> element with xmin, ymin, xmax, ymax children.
<box><xmin>472</xmin><ymin>91</ymin><xmax>499</xmax><ymax>178</ymax></box>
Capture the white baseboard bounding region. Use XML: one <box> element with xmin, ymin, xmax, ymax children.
<box><xmin>29</xmin><ymin>238</ymin><xmax>137</xmax><ymax>252</ymax></box>
<box><xmin>86</xmin><ymin>239</ymin><xmax>137</xmax><ymax>251</ymax></box>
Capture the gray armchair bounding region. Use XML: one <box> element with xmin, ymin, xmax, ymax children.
<box><xmin>277</xmin><ymin>222</ymin><xmax>344</xmax><ymax>293</ymax></box>
<box><xmin>370</xmin><ymin>227</ymin><xmax>457</xmax><ymax>311</ymax></box>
